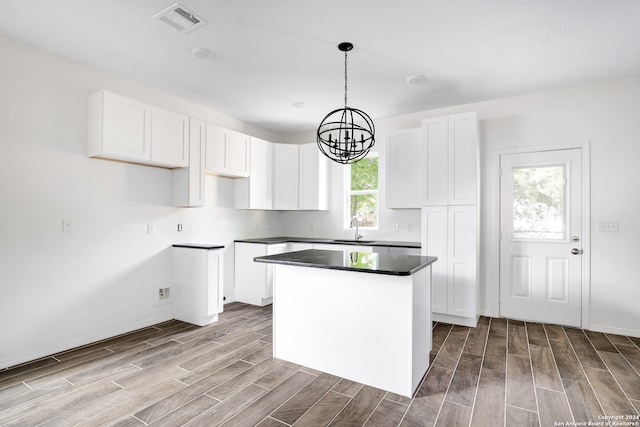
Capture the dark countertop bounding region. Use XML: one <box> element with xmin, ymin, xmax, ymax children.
<box><xmin>172</xmin><ymin>243</ymin><xmax>225</xmax><ymax>250</ymax></box>
<box><xmin>254</xmin><ymin>249</ymin><xmax>436</xmax><ymax>276</ymax></box>
<box><xmin>234</xmin><ymin>236</ymin><xmax>420</xmax><ymax>249</ymax></box>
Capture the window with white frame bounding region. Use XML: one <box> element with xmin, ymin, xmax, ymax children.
<box><xmin>344</xmin><ymin>152</ymin><xmax>378</xmax><ymax>229</ymax></box>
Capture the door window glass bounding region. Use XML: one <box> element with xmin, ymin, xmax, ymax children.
<box><xmin>512</xmin><ymin>164</ymin><xmax>566</xmax><ymax>240</ymax></box>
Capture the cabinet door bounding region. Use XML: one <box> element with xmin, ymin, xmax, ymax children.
<box><xmin>447</xmin><ymin>205</ymin><xmax>477</xmax><ymax>317</ymax></box>
<box><xmin>250</xmin><ymin>137</ymin><xmax>272</xmax><ymax>209</ymax></box>
<box><xmin>448</xmin><ymin>112</ymin><xmax>478</xmax><ymax>205</ymax></box>
<box><xmin>288</xmin><ymin>242</ymin><xmax>314</xmax><ymax>252</ymax></box>
<box><xmin>273</xmin><ymin>144</ymin><xmax>299</xmax><ymax>210</ymax></box>
<box><xmin>298</xmin><ymin>144</ymin><xmax>329</xmax><ymax>210</ymax></box>
<box><xmin>204</xmin><ymin>123</ymin><xmax>229</xmax><ymax>174</ymax></box>
<box><xmin>421</xmin><ymin>117</ymin><xmax>448</xmax><ymax>205</ymax></box>
<box><xmin>421</xmin><ymin>207</ymin><xmax>448</xmax><ymax>314</ymax></box>
<box><xmin>388</xmin><ymin>247</ymin><xmax>421</xmax><ymax>256</ymax></box>
<box><xmin>101</xmin><ymin>91</ymin><xmax>151</xmax><ymax>161</ymax></box>
<box><xmin>228</xmin><ymin>130</ymin><xmax>250</xmax><ymax>177</ymax></box>
<box><xmin>386</xmin><ymin>128</ymin><xmax>422</xmax><ymax>208</ymax></box>
<box><xmin>234</xmin><ymin>243</ymin><xmax>268</xmax><ymax>306</ymax></box>
<box><xmin>206</xmin><ymin>250</ymin><xmax>223</xmax><ymax>316</ymax></box>
<box><xmin>265</xmin><ymin>244</ymin><xmax>288</xmax><ymax>300</ymax></box>
<box><xmin>313</xmin><ymin>244</ymin><xmax>373</xmax><ymax>253</ymax></box>
<box><xmin>173</xmin><ymin>118</ymin><xmax>205</xmax><ymax>207</ymax></box>
<box><xmin>151</xmin><ymin>106</ymin><xmax>189</xmax><ymax>167</ymax></box>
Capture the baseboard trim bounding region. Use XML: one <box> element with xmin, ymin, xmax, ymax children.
<box><xmin>432</xmin><ymin>312</ymin><xmax>478</xmax><ymax>327</ymax></box>
<box><xmin>1</xmin><ymin>313</ymin><xmax>174</xmax><ymax>370</ymax></box>
<box><xmin>589</xmin><ymin>323</ymin><xmax>640</xmax><ymax>339</ymax></box>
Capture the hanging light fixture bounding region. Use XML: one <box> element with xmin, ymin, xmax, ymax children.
<box><xmin>317</xmin><ymin>42</ymin><xmax>375</xmax><ymax>164</ymax></box>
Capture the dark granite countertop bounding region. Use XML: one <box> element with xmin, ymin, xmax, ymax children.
<box><xmin>172</xmin><ymin>243</ymin><xmax>225</xmax><ymax>250</ymax></box>
<box><xmin>234</xmin><ymin>236</ymin><xmax>420</xmax><ymax>249</ymax></box>
<box><xmin>254</xmin><ymin>249</ymin><xmax>436</xmax><ymax>276</ymax></box>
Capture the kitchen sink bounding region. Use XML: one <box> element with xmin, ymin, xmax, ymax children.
<box><xmin>331</xmin><ymin>239</ymin><xmax>376</xmax><ymax>244</ymax></box>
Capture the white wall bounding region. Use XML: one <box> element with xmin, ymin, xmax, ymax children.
<box><xmin>2</xmin><ymin>33</ymin><xmax>639</xmax><ymax>370</ymax></box>
<box><xmin>284</xmin><ymin>77</ymin><xmax>640</xmax><ymax>338</ymax></box>
<box><xmin>0</xmin><ymin>35</ymin><xmax>283</xmax><ymax>369</ymax></box>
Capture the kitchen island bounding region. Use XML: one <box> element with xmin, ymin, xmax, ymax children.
<box><xmin>254</xmin><ymin>249</ymin><xmax>437</xmax><ymax>397</ymax></box>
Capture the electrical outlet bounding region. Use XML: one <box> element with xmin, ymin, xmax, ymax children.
<box><xmin>393</xmin><ymin>223</ymin><xmax>399</xmax><ymax>232</ymax></box>
<box><xmin>407</xmin><ymin>223</ymin><xmax>413</xmax><ymax>232</ymax></box>
<box><xmin>177</xmin><ymin>224</ymin><xmax>183</xmax><ymax>232</ymax></box>
<box><xmin>159</xmin><ymin>287</ymin><xmax>171</xmax><ymax>300</ymax></box>
<box><xmin>154</xmin><ymin>286</ymin><xmax>172</xmax><ymax>306</ymax></box>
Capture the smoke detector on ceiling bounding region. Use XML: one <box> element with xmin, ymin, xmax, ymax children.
<box><xmin>153</xmin><ymin>3</ymin><xmax>207</xmax><ymax>33</ymax></box>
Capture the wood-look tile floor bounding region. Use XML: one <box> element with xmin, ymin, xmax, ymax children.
<box><xmin>1</xmin><ymin>304</ymin><xmax>639</xmax><ymax>427</ymax></box>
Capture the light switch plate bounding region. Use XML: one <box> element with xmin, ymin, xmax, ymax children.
<box><xmin>62</xmin><ymin>218</ymin><xmax>73</xmax><ymax>232</ymax></box>
<box><xmin>597</xmin><ymin>220</ymin><xmax>619</xmax><ymax>232</ymax></box>
<box><xmin>147</xmin><ymin>222</ymin><xmax>157</xmax><ymax>234</ymax></box>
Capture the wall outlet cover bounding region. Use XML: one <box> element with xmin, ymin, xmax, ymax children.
<box><xmin>597</xmin><ymin>220</ymin><xmax>619</xmax><ymax>232</ymax></box>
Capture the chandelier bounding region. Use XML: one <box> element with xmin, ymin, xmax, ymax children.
<box><xmin>316</xmin><ymin>42</ymin><xmax>375</xmax><ymax>164</ymax></box>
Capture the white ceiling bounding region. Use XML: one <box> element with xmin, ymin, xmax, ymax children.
<box><xmin>2</xmin><ymin>0</ymin><xmax>640</xmax><ymax>136</ymax></box>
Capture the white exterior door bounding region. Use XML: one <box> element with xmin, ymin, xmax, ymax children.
<box><xmin>500</xmin><ymin>149</ymin><xmax>583</xmax><ymax>327</ymax></box>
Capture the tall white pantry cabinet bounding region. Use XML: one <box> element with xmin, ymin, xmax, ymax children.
<box><xmin>420</xmin><ymin>112</ymin><xmax>479</xmax><ymax>327</ymax></box>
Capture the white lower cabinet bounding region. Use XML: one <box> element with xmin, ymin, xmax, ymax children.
<box><xmin>234</xmin><ymin>243</ymin><xmax>287</xmax><ymax>306</ymax></box>
<box><xmin>389</xmin><ymin>247</ymin><xmax>421</xmax><ymax>256</ymax></box>
<box><xmin>287</xmin><ymin>242</ymin><xmax>314</xmax><ymax>252</ymax></box>
<box><xmin>172</xmin><ymin>246</ymin><xmax>224</xmax><ymax>326</ymax></box>
<box><xmin>422</xmin><ymin>205</ymin><xmax>477</xmax><ymax>326</ymax></box>
<box><xmin>313</xmin><ymin>243</ymin><xmax>373</xmax><ymax>253</ymax></box>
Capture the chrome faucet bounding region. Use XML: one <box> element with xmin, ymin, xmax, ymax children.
<box><xmin>351</xmin><ymin>216</ymin><xmax>363</xmax><ymax>241</ymax></box>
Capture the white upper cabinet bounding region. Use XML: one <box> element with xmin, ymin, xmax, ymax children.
<box><xmin>386</xmin><ymin>128</ymin><xmax>422</xmax><ymax>208</ymax></box>
<box><xmin>88</xmin><ymin>91</ymin><xmax>189</xmax><ymax>168</ymax></box>
<box><xmin>89</xmin><ymin>91</ymin><xmax>151</xmax><ymax>162</ymax></box>
<box><xmin>151</xmin><ymin>106</ymin><xmax>189</xmax><ymax>167</ymax></box>
<box><xmin>448</xmin><ymin>113</ymin><xmax>478</xmax><ymax>205</ymax></box>
<box><xmin>422</xmin><ymin>117</ymin><xmax>448</xmax><ymax>205</ymax></box>
<box><xmin>204</xmin><ymin>123</ymin><xmax>250</xmax><ymax>178</ymax></box>
<box><xmin>298</xmin><ymin>143</ymin><xmax>329</xmax><ymax>210</ymax></box>
<box><xmin>204</xmin><ymin>123</ymin><xmax>227</xmax><ymax>173</ymax></box>
<box><xmin>234</xmin><ymin>137</ymin><xmax>273</xmax><ymax>210</ymax></box>
<box><xmin>228</xmin><ymin>130</ymin><xmax>250</xmax><ymax>177</ymax></box>
<box><xmin>273</xmin><ymin>143</ymin><xmax>299</xmax><ymax>210</ymax></box>
<box><xmin>173</xmin><ymin>118</ymin><xmax>205</xmax><ymax>207</ymax></box>
<box><xmin>422</xmin><ymin>112</ymin><xmax>478</xmax><ymax>205</ymax></box>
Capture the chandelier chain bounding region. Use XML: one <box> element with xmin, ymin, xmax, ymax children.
<box><xmin>344</xmin><ymin>49</ymin><xmax>348</xmax><ymax>107</ymax></box>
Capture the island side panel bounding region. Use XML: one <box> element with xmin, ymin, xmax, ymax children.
<box><xmin>412</xmin><ymin>265</ymin><xmax>432</xmax><ymax>389</ymax></box>
<box><xmin>272</xmin><ymin>264</ymin><xmax>424</xmax><ymax>397</ymax></box>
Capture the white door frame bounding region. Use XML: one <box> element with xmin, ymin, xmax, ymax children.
<box><xmin>496</xmin><ymin>141</ymin><xmax>591</xmax><ymax>329</ymax></box>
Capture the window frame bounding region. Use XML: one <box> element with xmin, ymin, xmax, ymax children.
<box><xmin>343</xmin><ymin>151</ymin><xmax>379</xmax><ymax>230</ymax></box>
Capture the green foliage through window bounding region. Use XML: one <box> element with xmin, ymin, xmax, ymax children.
<box><xmin>346</xmin><ymin>154</ymin><xmax>378</xmax><ymax>228</ymax></box>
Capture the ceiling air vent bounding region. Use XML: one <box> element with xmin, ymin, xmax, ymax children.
<box><xmin>153</xmin><ymin>3</ymin><xmax>207</xmax><ymax>33</ymax></box>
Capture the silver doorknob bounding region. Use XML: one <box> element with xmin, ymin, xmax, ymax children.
<box><xmin>571</xmin><ymin>248</ymin><xmax>583</xmax><ymax>255</ymax></box>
